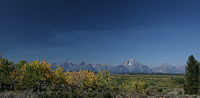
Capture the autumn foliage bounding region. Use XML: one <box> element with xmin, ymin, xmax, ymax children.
<box><xmin>0</xmin><ymin>54</ymin><xmax>148</xmax><ymax>95</ymax></box>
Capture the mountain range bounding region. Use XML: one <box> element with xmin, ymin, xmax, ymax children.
<box><xmin>51</xmin><ymin>58</ymin><xmax>186</xmax><ymax>74</ymax></box>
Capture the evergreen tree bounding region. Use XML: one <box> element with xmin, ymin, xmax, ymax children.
<box><xmin>184</xmin><ymin>55</ymin><xmax>199</xmax><ymax>94</ymax></box>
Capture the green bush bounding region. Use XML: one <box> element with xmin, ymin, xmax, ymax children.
<box><xmin>177</xmin><ymin>90</ymin><xmax>182</xmax><ymax>94</ymax></box>
<box><xmin>87</xmin><ymin>91</ymin><xmax>98</xmax><ymax>98</ymax></box>
<box><xmin>172</xmin><ymin>78</ymin><xmax>185</xmax><ymax>86</ymax></box>
<box><xmin>157</xmin><ymin>88</ymin><xmax>163</xmax><ymax>92</ymax></box>
<box><xmin>149</xmin><ymin>83</ymin><xmax>156</xmax><ymax>86</ymax></box>
<box><xmin>103</xmin><ymin>91</ymin><xmax>113</xmax><ymax>98</ymax></box>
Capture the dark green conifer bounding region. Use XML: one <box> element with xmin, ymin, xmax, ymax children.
<box><xmin>184</xmin><ymin>55</ymin><xmax>199</xmax><ymax>94</ymax></box>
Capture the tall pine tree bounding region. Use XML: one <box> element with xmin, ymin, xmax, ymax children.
<box><xmin>184</xmin><ymin>55</ymin><xmax>199</xmax><ymax>94</ymax></box>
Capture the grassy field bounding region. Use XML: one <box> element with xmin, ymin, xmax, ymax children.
<box><xmin>111</xmin><ymin>74</ymin><xmax>185</xmax><ymax>93</ymax></box>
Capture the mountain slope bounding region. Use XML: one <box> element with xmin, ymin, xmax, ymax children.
<box><xmin>93</xmin><ymin>62</ymin><xmax>113</xmax><ymax>71</ymax></box>
<box><xmin>71</xmin><ymin>62</ymin><xmax>97</xmax><ymax>72</ymax></box>
<box><xmin>153</xmin><ymin>63</ymin><xmax>183</xmax><ymax>73</ymax></box>
<box><xmin>110</xmin><ymin>65</ymin><xmax>129</xmax><ymax>73</ymax></box>
<box><xmin>176</xmin><ymin>64</ymin><xmax>187</xmax><ymax>73</ymax></box>
<box><xmin>51</xmin><ymin>59</ymin><xmax>74</xmax><ymax>71</ymax></box>
<box><xmin>111</xmin><ymin>58</ymin><xmax>153</xmax><ymax>73</ymax></box>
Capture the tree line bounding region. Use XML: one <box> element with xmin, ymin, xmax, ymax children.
<box><xmin>0</xmin><ymin>54</ymin><xmax>148</xmax><ymax>94</ymax></box>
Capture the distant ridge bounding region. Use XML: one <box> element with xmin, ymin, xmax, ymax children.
<box><xmin>51</xmin><ymin>60</ymin><xmax>113</xmax><ymax>72</ymax></box>
<box><xmin>51</xmin><ymin>58</ymin><xmax>186</xmax><ymax>73</ymax></box>
<box><xmin>153</xmin><ymin>63</ymin><xmax>184</xmax><ymax>73</ymax></box>
<box><xmin>176</xmin><ymin>64</ymin><xmax>187</xmax><ymax>73</ymax></box>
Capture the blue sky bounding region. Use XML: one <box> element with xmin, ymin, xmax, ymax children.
<box><xmin>1</xmin><ymin>0</ymin><xmax>200</xmax><ymax>67</ymax></box>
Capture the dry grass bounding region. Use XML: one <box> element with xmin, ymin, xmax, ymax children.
<box><xmin>0</xmin><ymin>90</ymin><xmax>38</xmax><ymax>98</ymax></box>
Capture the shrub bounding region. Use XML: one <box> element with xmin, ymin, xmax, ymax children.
<box><xmin>157</xmin><ymin>88</ymin><xmax>163</xmax><ymax>92</ymax></box>
<box><xmin>103</xmin><ymin>91</ymin><xmax>113</xmax><ymax>98</ymax></box>
<box><xmin>177</xmin><ymin>90</ymin><xmax>182</xmax><ymax>94</ymax></box>
<box><xmin>149</xmin><ymin>83</ymin><xmax>156</xmax><ymax>86</ymax></box>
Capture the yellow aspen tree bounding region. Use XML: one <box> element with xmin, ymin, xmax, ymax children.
<box><xmin>52</xmin><ymin>65</ymin><xmax>66</xmax><ymax>90</ymax></box>
<box><xmin>0</xmin><ymin>54</ymin><xmax>14</xmax><ymax>90</ymax></box>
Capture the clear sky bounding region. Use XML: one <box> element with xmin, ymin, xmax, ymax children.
<box><xmin>1</xmin><ymin>0</ymin><xmax>200</xmax><ymax>67</ymax></box>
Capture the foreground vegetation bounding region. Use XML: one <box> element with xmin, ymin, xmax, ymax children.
<box><xmin>0</xmin><ymin>54</ymin><xmax>199</xmax><ymax>98</ymax></box>
<box><xmin>111</xmin><ymin>74</ymin><xmax>185</xmax><ymax>94</ymax></box>
<box><xmin>0</xmin><ymin>54</ymin><xmax>149</xmax><ymax>97</ymax></box>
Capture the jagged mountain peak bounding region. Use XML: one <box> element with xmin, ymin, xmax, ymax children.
<box><xmin>127</xmin><ymin>58</ymin><xmax>139</xmax><ymax>63</ymax></box>
<box><xmin>65</xmin><ymin>59</ymin><xmax>71</xmax><ymax>62</ymax></box>
<box><xmin>161</xmin><ymin>63</ymin><xmax>172</xmax><ymax>67</ymax></box>
<box><xmin>128</xmin><ymin>58</ymin><xmax>137</xmax><ymax>61</ymax></box>
<box><xmin>60</xmin><ymin>59</ymin><xmax>72</xmax><ymax>64</ymax></box>
<box><xmin>119</xmin><ymin>58</ymin><xmax>153</xmax><ymax>73</ymax></box>
<box><xmin>51</xmin><ymin>59</ymin><xmax>74</xmax><ymax>71</ymax></box>
<box><xmin>123</xmin><ymin>58</ymin><xmax>141</xmax><ymax>66</ymax></box>
<box><xmin>102</xmin><ymin>62</ymin><xmax>110</xmax><ymax>65</ymax></box>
